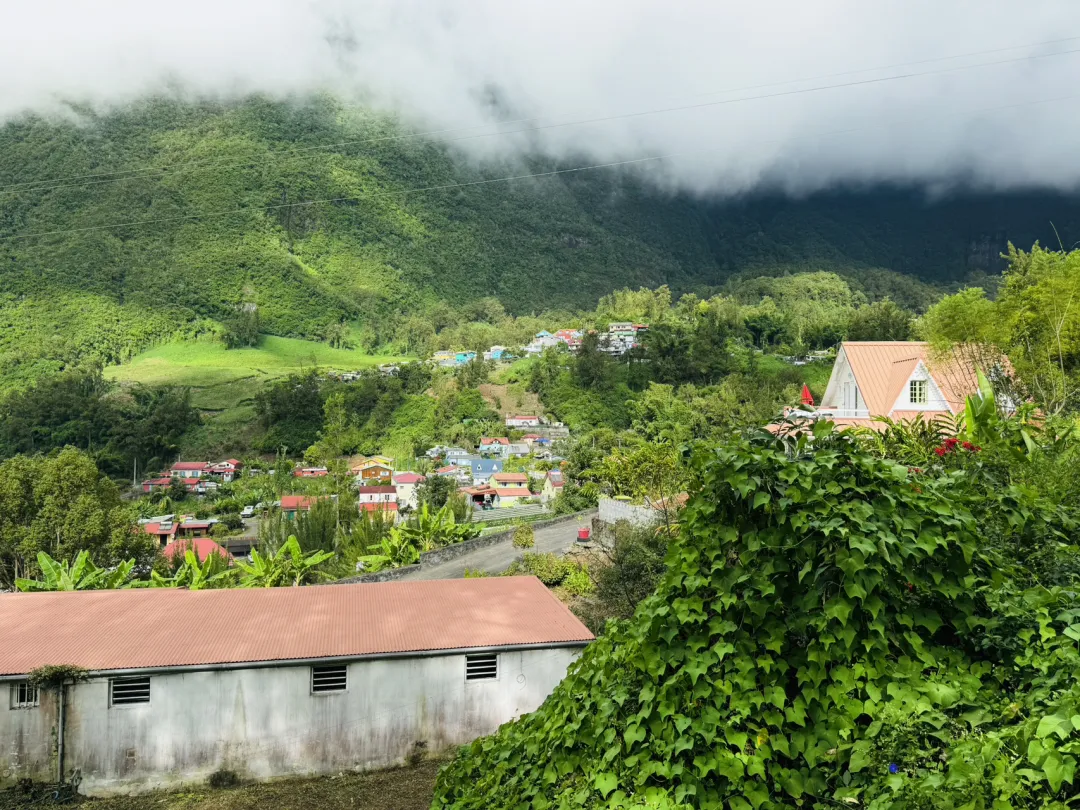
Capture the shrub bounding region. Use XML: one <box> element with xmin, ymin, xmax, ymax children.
<box><xmin>520</xmin><ymin>552</ymin><xmax>571</xmax><ymax>586</ymax></box>
<box><xmin>463</xmin><ymin>568</ymin><xmax>490</xmax><ymax>578</ymax></box>
<box><xmin>511</xmin><ymin>522</ymin><xmax>535</xmax><ymax>549</ymax></box>
<box><xmin>560</xmin><ymin>565</ymin><xmax>594</xmax><ymax>596</ymax></box>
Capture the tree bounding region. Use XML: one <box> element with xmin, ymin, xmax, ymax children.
<box><xmin>417</xmin><ymin>474</ymin><xmax>457</xmax><ymax>509</ymax></box>
<box><xmin>574</xmin><ymin>331</ymin><xmax>611</xmax><ymax>389</ymax></box>
<box><xmin>846</xmin><ymin>298</ymin><xmax>914</xmax><ymax>341</ymax></box>
<box><xmin>221</xmin><ymin>304</ymin><xmax>260</xmax><ymax>348</ymax></box>
<box><xmin>512</xmin><ymin>522</ymin><xmax>535</xmax><ymax>550</ymax></box>
<box><xmin>0</xmin><ymin>448</ymin><xmax>154</xmax><ymax>590</ymax></box>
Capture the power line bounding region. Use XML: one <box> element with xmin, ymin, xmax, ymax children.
<box><xmin>1</xmin><ymin>36</ymin><xmax>1077</xmax><ymax>199</ymax></box>
<box><xmin>2</xmin><ymin>93</ymin><xmax>1072</xmax><ymax>244</ymax></box>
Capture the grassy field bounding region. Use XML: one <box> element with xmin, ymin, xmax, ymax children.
<box><xmin>0</xmin><ymin>759</ymin><xmax>444</xmax><ymax>810</ymax></box>
<box><xmin>104</xmin><ymin>335</ymin><xmax>409</xmax><ymax>456</ymax></box>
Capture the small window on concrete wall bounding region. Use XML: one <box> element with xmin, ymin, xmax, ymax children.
<box><xmin>311</xmin><ymin>665</ymin><xmax>348</xmax><ymax>694</ymax></box>
<box><xmin>10</xmin><ymin>682</ymin><xmax>39</xmax><ymax>709</ymax></box>
<box><xmin>465</xmin><ymin>653</ymin><xmax>498</xmax><ymax>681</ymax></box>
<box><xmin>110</xmin><ymin>676</ymin><xmax>151</xmax><ymax>706</ymax></box>
<box><xmin>909</xmin><ymin>379</ymin><xmax>928</xmax><ymax>405</ymax></box>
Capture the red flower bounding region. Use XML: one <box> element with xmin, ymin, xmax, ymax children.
<box><xmin>934</xmin><ymin>447</ymin><xmax>946</xmax><ymax>457</ymax></box>
<box><xmin>943</xmin><ymin>438</ymin><xmax>959</xmax><ymax>450</ymax></box>
<box><xmin>907</xmin><ymin>582</ymin><xmax>915</xmax><ymax>592</ymax></box>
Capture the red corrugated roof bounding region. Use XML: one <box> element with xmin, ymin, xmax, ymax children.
<box><xmin>0</xmin><ymin>578</ymin><xmax>593</xmax><ymax>675</ymax></box>
<box><xmin>162</xmin><ymin>538</ymin><xmax>231</xmax><ymax>563</ymax></box>
<box><xmin>171</xmin><ymin>462</ymin><xmax>209</xmax><ymax>471</ymax></box>
<box><xmin>280</xmin><ymin>495</ymin><xmax>316</xmax><ymax>511</ymax></box>
<box><xmin>481</xmin><ymin>437</ymin><xmax>510</xmax><ymax>445</ymax></box>
<box><xmin>358</xmin><ymin>485</ymin><xmax>397</xmax><ymax>494</ymax></box>
<box><xmin>392</xmin><ymin>473</ymin><xmax>426</xmax><ymax>484</ymax></box>
<box><xmin>492</xmin><ymin>472</ymin><xmax>529</xmax><ymax>484</ymax></box>
<box><xmin>360</xmin><ymin>502</ymin><xmax>399</xmax><ymax>512</ymax></box>
<box><xmin>495</xmin><ymin>487</ymin><xmax>532</xmax><ymax>497</ymax></box>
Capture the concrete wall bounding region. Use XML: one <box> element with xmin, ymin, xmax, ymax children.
<box><xmin>597</xmin><ymin>497</ymin><xmax>658</xmax><ymax>528</ymax></box>
<box><xmin>1</xmin><ymin>646</ymin><xmax>583</xmax><ymax>796</ymax></box>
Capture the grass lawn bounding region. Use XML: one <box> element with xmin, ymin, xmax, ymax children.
<box><xmin>0</xmin><ymin>758</ymin><xmax>444</xmax><ymax>810</ymax></box>
<box><xmin>756</xmin><ymin>355</ymin><xmax>833</xmax><ymax>400</ymax></box>
<box><xmin>104</xmin><ymin>335</ymin><xmax>410</xmax><ymax>457</ymax></box>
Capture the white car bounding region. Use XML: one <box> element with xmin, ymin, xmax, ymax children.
<box><xmin>240</xmin><ymin>505</ymin><xmax>255</xmax><ymax>519</ymax></box>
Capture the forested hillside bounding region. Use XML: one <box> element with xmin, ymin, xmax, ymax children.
<box><xmin>2</xmin><ymin>94</ymin><xmax>1079</xmax><ymax>386</ymax></box>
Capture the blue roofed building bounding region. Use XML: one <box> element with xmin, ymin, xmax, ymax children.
<box><xmin>470</xmin><ymin>457</ymin><xmax>504</xmax><ymax>484</ymax></box>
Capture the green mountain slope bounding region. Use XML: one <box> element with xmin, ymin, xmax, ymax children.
<box><xmin>2</xmin><ymin>95</ymin><xmax>1079</xmax><ymax>386</ymax></box>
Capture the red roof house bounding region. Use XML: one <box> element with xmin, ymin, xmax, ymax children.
<box><xmin>162</xmin><ymin>538</ymin><xmax>231</xmax><ymax>564</ymax></box>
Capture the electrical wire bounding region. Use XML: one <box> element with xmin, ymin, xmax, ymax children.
<box><xmin>1</xmin><ymin>92</ymin><xmax>1073</xmax><ymax>244</ymax></box>
<box><xmin>1</xmin><ymin>36</ymin><xmax>1077</xmax><ymax>199</ymax></box>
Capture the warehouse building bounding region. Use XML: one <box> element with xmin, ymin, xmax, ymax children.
<box><xmin>0</xmin><ymin>577</ymin><xmax>592</xmax><ymax>796</ymax></box>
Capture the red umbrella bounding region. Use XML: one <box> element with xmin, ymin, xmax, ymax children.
<box><xmin>800</xmin><ymin>384</ymin><xmax>815</xmax><ymax>406</ymax></box>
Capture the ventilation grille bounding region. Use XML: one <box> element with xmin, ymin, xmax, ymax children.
<box><xmin>110</xmin><ymin>677</ymin><xmax>151</xmax><ymax>706</ymax></box>
<box><xmin>311</xmin><ymin>665</ymin><xmax>348</xmax><ymax>693</ymax></box>
<box><xmin>465</xmin><ymin>653</ymin><xmax>498</xmax><ymax>681</ymax></box>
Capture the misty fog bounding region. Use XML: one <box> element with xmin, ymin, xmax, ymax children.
<box><xmin>2</xmin><ymin>0</ymin><xmax>1079</xmax><ymax>195</ymax></box>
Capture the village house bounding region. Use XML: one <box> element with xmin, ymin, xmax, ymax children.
<box><xmin>505</xmin><ymin>415</ymin><xmax>541</xmax><ymax>428</ymax></box>
<box><xmin>357</xmin><ymin>485</ymin><xmax>399</xmax><ymax>520</ymax></box>
<box><xmin>491</xmin><ymin>472</ymin><xmax>529</xmax><ymax>487</ymax></box>
<box><xmin>392</xmin><ymin>472</ymin><xmax>426</xmax><ymax>510</ymax></box>
<box><xmin>461</xmin><ymin>484</ymin><xmax>496</xmax><ymax>509</ymax></box>
<box><xmin>280</xmin><ymin>495</ymin><xmax>327</xmax><ymax>520</ymax></box>
<box><xmin>0</xmin><ymin>579</ymin><xmax>592</xmax><ymax>796</ymax></box>
<box><xmin>169</xmin><ymin>462</ymin><xmax>209</xmax><ymax>479</ymax></box>
<box><xmin>139</xmin><ymin>516</ymin><xmax>179</xmax><ymax>547</ymax></box>
<box><xmin>542</xmin><ymin>470</ymin><xmax>564</xmax><ymax>504</ymax></box>
<box><xmin>493</xmin><ymin>487</ymin><xmax>534</xmax><ymax>508</ymax></box>
<box><xmin>470</xmin><ymin>458</ymin><xmax>503</xmax><ymax>485</ymax></box>
<box><xmin>435</xmin><ymin>464</ymin><xmax>471</xmax><ymax>484</ymax></box>
<box><xmin>553</xmin><ymin>329</ymin><xmax>583</xmax><ymax>351</ymax></box>
<box><xmin>507</xmin><ymin>442</ymin><xmax>531</xmax><ymax>459</ymax></box>
<box><xmin>479</xmin><ymin>437</ymin><xmax>510</xmax><ymax>459</ymax></box>
<box><xmin>483</xmin><ymin>345</ymin><xmax>509</xmax><ymax>361</ymax></box>
<box><xmin>789</xmin><ymin>341</ymin><xmax>1001</xmax><ymax>431</ymax></box>
<box><xmin>351</xmin><ymin>456</ymin><xmax>394</xmax><ymax>484</ymax></box>
<box><xmin>523</xmin><ymin>331</ymin><xmax>560</xmax><ymax>356</ymax></box>
<box><xmin>293</xmin><ymin>466</ymin><xmax>329</xmax><ymax>478</ymax></box>
<box><xmin>207</xmin><ymin>459</ymin><xmax>243</xmax><ymax>483</ymax></box>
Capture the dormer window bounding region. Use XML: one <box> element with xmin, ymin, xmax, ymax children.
<box><xmin>909</xmin><ymin>379</ymin><xmax>928</xmax><ymax>405</ymax></box>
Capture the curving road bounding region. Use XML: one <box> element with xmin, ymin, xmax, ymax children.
<box><xmin>400</xmin><ymin>511</ymin><xmax>596</xmax><ymax>580</ymax></box>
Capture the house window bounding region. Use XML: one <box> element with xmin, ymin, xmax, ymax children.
<box><xmin>311</xmin><ymin>665</ymin><xmax>348</xmax><ymax>694</ymax></box>
<box><xmin>909</xmin><ymin>379</ymin><xmax>928</xmax><ymax>405</ymax></box>
<box><xmin>110</xmin><ymin>677</ymin><xmax>151</xmax><ymax>706</ymax></box>
<box><xmin>465</xmin><ymin>653</ymin><xmax>498</xmax><ymax>681</ymax></box>
<box><xmin>10</xmin><ymin>682</ymin><xmax>39</xmax><ymax>709</ymax></box>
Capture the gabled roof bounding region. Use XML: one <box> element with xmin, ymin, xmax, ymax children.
<box><xmin>392</xmin><ymin>473</ymin><xmax>426</xmax><ymax>484</ymax></box>
<box><xmin>480</xmin><ymin>437</ymin><xmax>510</xmax><ymax>445</ymax></box>
<box><xmin>547</xmin><ymin>471</ymin><xmax>564</xmax><ymax>487</ymax></box>
<box><xmin>0</xmin><ymin>578</ymin><xmax>593</xmax><ymax>676</ymax></box>
<box><xmin>494</xmin><ymin>487</ymin><xmax>532</xmax><ymax>497</ymax></box>
<box><xmin>170</xmin><ymin>461</ymin><xmax>209</xmax><ymax>471</ymax></box>
<box><xmin>492</xmin><ymin>472</ymin><xmax>529</xmax><ymax>484</ymax></box>
<box><xmin>358</xmin><ymin>485</ymin><xmax>397</xmax><ymax>495</ymax></box>
<box><xmin>436</xmin><ymin>465</ymin><xmax>463</xmax><ymax>474</ymax></box>
<box><xmin>280</xmin><ymin>495</ymin><xmax>317</xmax><ymax>511</ymax></box>
<box><xmin>838</xmin><ymin>341</ymin><xmax>988</xmax><ymax>417</ymax></box>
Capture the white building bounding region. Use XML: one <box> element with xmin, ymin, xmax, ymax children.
<box><xmin>505</xmin><ymin>415</ymin><xmax>541</xmax><ymax>428</ymax></box>
<box><xmin>0</xmin><ymin>579</ymin><xmax>591</xmax><ymax>796</ymax></box>
<box><xmin>392</xmin><ymin>472</ymin><xmax>426</xmax><ymax>510</ymax></box>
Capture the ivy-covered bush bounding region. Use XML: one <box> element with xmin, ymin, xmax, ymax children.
<box><xmin>433</xmin><ymin>425</ymin><xmax>1080</xmax><ymax>809</ymax></box>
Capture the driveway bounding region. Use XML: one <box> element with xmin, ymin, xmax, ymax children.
<box><xmin>400</xmin><ymin>510</ymin><xmax>596</xmax><ymax>580</ymax></box>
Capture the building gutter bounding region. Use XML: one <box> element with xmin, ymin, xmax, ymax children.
<box><xmin>0</xmin><ymin>640</ymin><xmax>591</xmax><ymax>682</ymax></box>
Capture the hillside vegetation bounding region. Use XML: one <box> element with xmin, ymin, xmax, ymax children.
<box><xmin>3</xmin><ymin>95</ymin><xmax>1080</xmax><ymax>389</ymax></box>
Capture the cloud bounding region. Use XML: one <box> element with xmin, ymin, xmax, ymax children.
<box><xmin>2</xmin><ymin>0</ymin><xmax>1079</xmax><ymax>195</ymax></box>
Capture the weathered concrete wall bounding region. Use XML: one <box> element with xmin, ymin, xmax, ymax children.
<box><xmin>0</xmin><ymin>646</ymin><xmax>583</xmax><ymax>796</ymax></box>
<box><xmin>2</xmin><ymin>687</ymin><xmax>56</xmax><ymax>785</ymax></box>
<box><xmin>597</xmin><ymin>498</ymin><xmax>658</xmax><ymax>528</ymax></box>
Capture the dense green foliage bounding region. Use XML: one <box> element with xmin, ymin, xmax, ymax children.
<box><xmin>0</xmin><ymin>366</ymin><xmax>199</xmax><ymax>476</ymax></box>
<box><xmin>4</xmin><ymin>94</ymin><xmax>1078</xmax><ymax>391</ymax></box>
<box><xmin>434</xmin><ymin>423</ymin><xmax>1080</xmax><ymax>809</ymax></box>
<box><xmin>0</xmin><ymin>447</ymin><xmax>155</xmax><ymax>588</ymax></box>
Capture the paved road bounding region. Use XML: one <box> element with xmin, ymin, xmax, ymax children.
<box><xmin>401</xmin><ymin>510</ymin><xmax>597</xmax><ymax>580</ymax></box>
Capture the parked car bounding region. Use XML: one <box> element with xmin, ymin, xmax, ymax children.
<box><xmin>240</xmin><ymin>505</ymin><xmax>255</xmax><ymax>519</ymax></box>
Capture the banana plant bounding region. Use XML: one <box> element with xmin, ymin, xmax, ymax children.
<box><xmin>235</xmin><ymin>536</ymin><xmax>333</xmax><ymax>587</ymax></box>
<box><xmin>148</xmin><ymin>549</ymin><xmax>235</xmax><ymax>590</ymax></box>
<box><xmin>16</xmin><ymin>551</ymin><xmax>139</xmax><ymax>592</ymax></box>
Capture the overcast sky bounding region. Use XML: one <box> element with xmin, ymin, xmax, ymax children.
<box><xmin>3</xmin><ymin>0</ymin><xmax>1080</xmax><ymax>196</ymax></box>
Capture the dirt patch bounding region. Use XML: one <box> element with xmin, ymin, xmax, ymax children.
<box><xmin>477</xmin><ymin>383</ymin><xmax>542</xmax><ymax>418</ymax></box>
<box><xmin>1</xmin><ymin>758</ymin><xmax>445</xmax><ymax>810</ymax></box>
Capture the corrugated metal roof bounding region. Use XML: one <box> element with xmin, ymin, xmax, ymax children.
<box><xmin>842</xmin><ymin>342</ymin><xmax>927</xmax><ymax>416</ymax></box>
<box><xmin>0</xmin><ymin>578</ymin><xmax>592</xmax><ymax>676</ymax></box>
<box><xmin>162</xmin><ymin>538</ymin><xmax>231</xmax><ymax>562</ymax></box>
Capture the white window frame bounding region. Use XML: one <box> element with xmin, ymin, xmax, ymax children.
<box><xmin>909</xmin><ymin>379</ymin><xmax>928</xmax><ymax>405</ymax></box>
<box><xmin>109</xmin><ymin>676</ymin><xmax>151</xmax><ymax>707</ymax></box>
<box><xmin>310</xmin><ymin>664</ymin><xmax>348</xmax><ymax>695</ymax></box>
<box><xmin>10</xmin><ymin>681</ymin><xmax>39</xmax><ymax>709</ymax></box>
<box><xmin>465</xmin><ymin>653</ymin><xmax>499</xmax><ymax>681</ymax></box>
